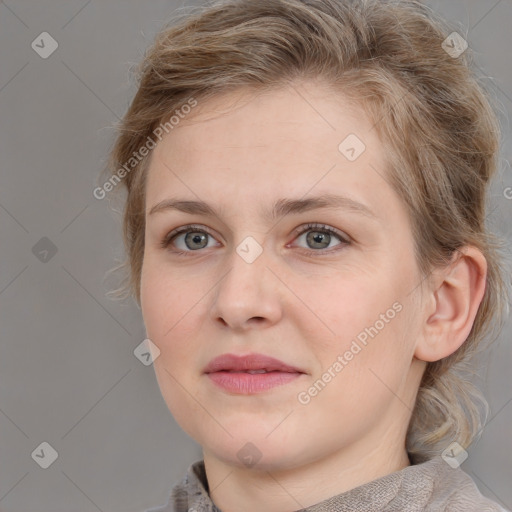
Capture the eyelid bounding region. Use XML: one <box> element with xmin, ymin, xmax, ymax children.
<box><xmin>161</xmin><ymin>222</ymin><xmax>351</xmax><ymax>253</ymax></box>
<box><xmin>290</xmin><ymin>222</ymin><xmax>351</xmax><ymax>244</ymax></box>
<box><xmin>161</xmin><ymin>223</ymin><xmax>220</xmax><ymax>249</ymax></box>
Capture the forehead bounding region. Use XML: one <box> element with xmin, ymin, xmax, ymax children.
<box><xmin>157</xmin><ymin>83</ymin><xmax>369</xmax><ymax>158</ymax></box>
<box><xmin>145</xmin><ymin>81</ymin><xmax>404</xmax><ymax>227</ymax></box>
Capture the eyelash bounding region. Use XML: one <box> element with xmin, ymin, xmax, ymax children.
<box><xmin>160</xmin><ymin>222</ymin><xmax>351</xmax><ymax>257</ymax></box>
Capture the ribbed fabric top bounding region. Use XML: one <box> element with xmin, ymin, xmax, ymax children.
<box><xmin>145</xmin><ymin>455</ymin><xmax>509</xmax><ymax>512</ymax></box>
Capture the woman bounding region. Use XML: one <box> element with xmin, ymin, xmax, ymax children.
<box><xmin>105</xmin><ymin>0</ymin><xmax>510</xmax><ymax>510</ymax></box>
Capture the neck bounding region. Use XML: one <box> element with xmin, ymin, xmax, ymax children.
<box><xmin>203</xmin><ymin>424</ymin><xmax>411</xmax><ymax>512</ymax></box>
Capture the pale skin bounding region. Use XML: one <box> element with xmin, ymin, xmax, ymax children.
<box><xmin>140</xmin><ymin>80</ymin><xmax>487</xmax><ymax>512</ymax></box>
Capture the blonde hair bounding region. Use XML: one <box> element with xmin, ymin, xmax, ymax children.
<box><xmin>104</xmin><ymin>0</ymin><xmax>510</xmax><ymax>463</ymax></box>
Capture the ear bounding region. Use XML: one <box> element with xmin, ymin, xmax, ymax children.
<box><xmin>414</xmin><ymin>246</ymin><xmax>487</xmax><ymax>363</ymax></box>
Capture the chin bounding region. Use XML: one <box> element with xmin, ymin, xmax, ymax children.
<box><xmin>198</xmin><ymin>424</ymin><xmax>313</xmax><ymax>471</ymax></box>
<box><xmin>206</xmin><ymin>440</ymin><xmax>299</xmax><ymax>471</ymax></box>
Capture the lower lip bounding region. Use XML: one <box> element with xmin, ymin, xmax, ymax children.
<box><xmin>206</xmin><ymin>371</ymin><xmax>302</xmax><ymax>394</ymax></box>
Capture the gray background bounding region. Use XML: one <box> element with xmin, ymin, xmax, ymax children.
<box><xmin>0</xmin><ymin>1</ymin><xmax>510</xmax><ymax>511</ymax></box>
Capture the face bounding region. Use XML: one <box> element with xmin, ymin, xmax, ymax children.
<box><xmin>140</xmin><ymin>81</ymin><xmax>426</xmax><ymax>471</ymax></box>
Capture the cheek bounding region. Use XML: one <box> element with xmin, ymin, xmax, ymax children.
<box><xmin>305</xmin><ymin>274</ymin><xmax>398</xmax><ymax>346</ymax></box>
<box><xmin>140</xmin><ymin>260</ymin><xmax>206</xmax><ymax>429</ymax></box>
<box><xmin>303</xmin><ymin>309</ymin><xmax>413</xmax><ymax>429</ymax></box>
<box><xmin>140</xmin><ymin>257</ymin><xmax>209</xmax><ymax>369</ymax></box>
<box><xmin>140</xmin><ymin>258</ymin><xmax>187</xmax><ymax>345</ymax></box>
<box><xmin>307</xmin><ymin>273</ymin><xmax>414</xmax><ymax>392</ymax></box>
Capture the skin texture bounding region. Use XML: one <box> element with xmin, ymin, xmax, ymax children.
<box><xmin>140</xmin><ymin>80</ymin><xmax>487</xmax><ymax>512</ymax></box>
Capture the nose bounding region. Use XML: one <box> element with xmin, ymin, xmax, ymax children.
<box><xmin>209</xmin><ymin>241</ymin><xmax>284</xmax><ymax>331</ymax></box>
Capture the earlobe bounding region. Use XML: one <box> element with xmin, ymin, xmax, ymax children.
<box><xmin>414</xmin><ymin>247</ymin><xmax>487</xmax><ymax>363</ymax></box>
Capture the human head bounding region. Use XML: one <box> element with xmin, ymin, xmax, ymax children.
<box><xmin>105</xmin><ymin>0</ymin><xmax>508</xmax><ymax>464</ymax></box>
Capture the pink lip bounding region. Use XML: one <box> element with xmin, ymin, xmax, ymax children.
<box><xmin>204</xmin><ymin>353</ymin><xmax>306</xmax><ymax>394</ymax></box>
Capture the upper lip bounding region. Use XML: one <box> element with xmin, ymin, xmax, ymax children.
<box><xmin>203</xmin><ymin>353</ymin><xmax>305</xmax><ymax>374</ymax></box>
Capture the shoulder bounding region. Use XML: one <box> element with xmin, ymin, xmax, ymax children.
<box><xmin>142</xmin><ymin>460</ymin><xmax>216</xmax><ymax>512</ymax></box>
<box><xmin>429</xmin><ymin>470</ymin><xmax>509</xmax><ymax>512</ymax></box>
<box><xmin>399</xmin><ymin>456</ymin><xmax>509</xmax><ymax>512</ymax></box>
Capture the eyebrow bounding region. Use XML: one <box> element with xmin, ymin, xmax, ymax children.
<box><xmin>148</xmin><ymin>194</ymin><xmax>378</xmax><ymax>222</ymax></box>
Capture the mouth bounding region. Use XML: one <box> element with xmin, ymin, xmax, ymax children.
<box><xmin>203</xmin><ymin>353</ymin><xmax>306</xmax><ymax>394</ymax></box>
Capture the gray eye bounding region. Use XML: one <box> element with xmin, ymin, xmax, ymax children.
<box><xmin>183</xmin><ymin>231</ymin><xmax>209</xmax><ymax>250</ymax></box>
<box><xmin>305</xmin><ymin>231</ymin><xmax>332</xmax><ymax>249</ymax></box>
